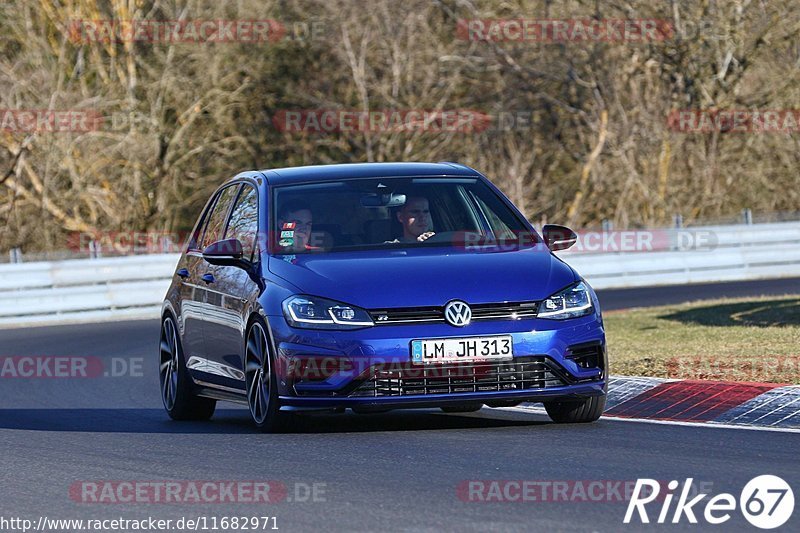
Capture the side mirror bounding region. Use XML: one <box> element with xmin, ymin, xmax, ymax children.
<box><xmin>542</xmin><ymin>224</ymin><xmax>577</xmax><ymax>251</ymax></box>
<box><xmin>202</xmin><ymin>238</ymin><xmax>246</xmax><ymax>267</ymax></box>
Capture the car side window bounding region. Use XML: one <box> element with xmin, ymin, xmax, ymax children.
<box><xmin>224</xmin><ymin>185</ymin><xmax>259</xmax><ymax>261</ymax></box>
<box><xmin>473</xmin><ymin>194</ymin><xmax>516</xmax><ymax>240</ymax></box>
<box><xmin>188</xmin><ymin>199</ymin><xmax>215</xmax><ymax>252</ymax></box>
<box><xmin>201</xmin><ymin>184</ymin><xmax>241</xmax><ymax>250</ymax></box>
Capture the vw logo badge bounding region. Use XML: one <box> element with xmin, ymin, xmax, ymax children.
<box><xmin>444</xmin><ymin>300</ymin><xmax>472</xmax><ymax>327</ymax></box>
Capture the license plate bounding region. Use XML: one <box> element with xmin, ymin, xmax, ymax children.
<box><xmin>411</xmin><ymin>335</ymin><xmax>513</xmax><ymax>364</ymax></box>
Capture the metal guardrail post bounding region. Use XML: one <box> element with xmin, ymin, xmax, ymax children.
<box><xmin>742</xmin><ymin>208</ymin><xmax>753</xmax><ymax>225</ymax></box>
<box><xmin>88</xmin><ymin>240</ymin><xmax>102</xmax><ymax>259</ymax></box>
<box><xmin>670</xmin><ymin>215</ymin><xmax>683</xmax><ymax>251</ymax></box>
<box><xmin>9</xmin><ymin>248</ymin><xmax>22</xmax><ymax>263</ymax></box>
<box><xmin>159</xmin><ymin>235</ymin><xmax>176</xmax><ymax>253</ymax></box>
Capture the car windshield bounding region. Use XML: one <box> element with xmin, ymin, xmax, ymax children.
<box><xmin>270</xmin><ymin>176</ymin><xmax>536</xmax><ymax>254</ymax></box>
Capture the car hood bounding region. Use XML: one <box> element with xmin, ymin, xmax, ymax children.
<box><xmin>267</xmin><ymin>246</ymin><xmax>577</xmax><ymax>309</ymax></box>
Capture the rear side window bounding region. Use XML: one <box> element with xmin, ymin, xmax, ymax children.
<box><xmin>224</xmin><ymin>185</ymin><xmax>259</xmax><ymax>261</ymax></box>
<box><xmin>201</xmin><ymin>185</ymin><xmax>241</xmax><ymax>249</ymax></box>
<box><xmin>188</xmin><ymin>200</ymin><xmax>214</xmax><ymax>251</ymax></box>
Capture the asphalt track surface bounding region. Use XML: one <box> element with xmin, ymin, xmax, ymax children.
<box><xmin>595</xmin><ymin>276</ymin><xmax>800</xmax><ymax>311</ymax></box>
<box><xmin>1</xmin><ymin>280</ymin><xmax>799</xmax><ymax>532</ymax></box>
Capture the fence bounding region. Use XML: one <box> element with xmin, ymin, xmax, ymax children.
<box><xmin>0</xmin><ymin>221</ymin><xmax>798</xmax><ymax>326</ymax></box>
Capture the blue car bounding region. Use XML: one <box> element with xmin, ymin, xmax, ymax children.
<box><xmin>160</xmin><ymin>162</ymin><xmax>606</xmax><ymax>431</ymax></box>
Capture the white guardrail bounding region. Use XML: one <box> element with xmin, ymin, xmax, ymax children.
<box><xmin>0</xmin><ymin>221</ymin><xmax>798</xmax><ymax>326</ymax></box>
<box><xmin>0</xmin><ymin>254</ymin><xmax>179</xmax><ymax>326</ymax></box>
<box><xmin>560</xmin><ymin>221</ymin><xmax>800</xmax><ymax>288</ymax></box>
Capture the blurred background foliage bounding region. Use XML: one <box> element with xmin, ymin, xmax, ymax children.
<box><xmin>1</xmin><ymin>0</ymin><xmax>799</xmax><ymax>252</ymax></box>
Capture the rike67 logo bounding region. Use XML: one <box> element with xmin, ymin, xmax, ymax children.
<box><xmin>625</xmin><ymin>476</ymin><xmax>794</xmax><ymax>529</ymax></box>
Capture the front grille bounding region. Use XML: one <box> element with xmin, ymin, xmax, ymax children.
<box><xmin>349</xmin><ymin>356</ymin><xmax>565</xmax><ymax>397</ymax></box>
<box><xmin>370</xmin><ymin>301</ymin><xmax>538</xmax><ymax>325</ymax></box>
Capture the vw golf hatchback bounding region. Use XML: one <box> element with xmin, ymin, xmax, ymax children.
<box><xmin>160</xmin><ymin>163</ymin><xmax>607</xmax><ymax>431</ymax></box>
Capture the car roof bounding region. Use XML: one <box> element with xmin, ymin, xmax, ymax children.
<box><xmin>257</xmin><ymin>162</ymin><xmax>481</xmax><ymax>186</ymax></box>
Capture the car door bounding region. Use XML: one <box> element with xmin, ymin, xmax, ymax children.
<box><xmin>185</xmin><ymin>183</ymin><xmax>241</xmax><ymax>382</ymax></box>
<box><xmin>202</xmin><ymin>183</ymin><xmax>260</xmax><ymax>391</ymax></box>
<box><xmin>176</xmin><ymin>193</ymin><xmax>220</xmax><ymax>376</ymax></box>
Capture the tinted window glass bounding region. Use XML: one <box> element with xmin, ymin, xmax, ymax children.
<box><xmin>201</xmin><ymin>185</ymin><xmax>240</xmax><ymax>249</ymax></box>
<box><xmin>473</xmin><ymin>193</ymin><xmax>517</xmax><ymax>240</ymax></box>
<box><xmin>224</xmin><ymin>186</ymin><xmax>259</xmax><ymax>261</ymax></box>
<box><xmin>188</xmin><ymin>199</ymin><xmax>215</xmax><ymax>251</ymax></box>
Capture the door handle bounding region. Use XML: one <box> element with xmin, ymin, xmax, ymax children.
<box><xmin>176</xmin><ymin>268</ymin><xmax>190</xmax><ymax>279</ymax></box>
<box><xmin>201</xmin><ymin>273</ymin><xmax>215</xmax><ymax>284</ymax></box>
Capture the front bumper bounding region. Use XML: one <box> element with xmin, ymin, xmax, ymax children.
<box><xmin>279</xmin><ymin>382</ymin><xmax>606</xmax><ymax>409</ymax></box>
<box><xmin>266</xmin><ymin>312</ymin><xmax>607</xmax><ymax>410</ymax></box>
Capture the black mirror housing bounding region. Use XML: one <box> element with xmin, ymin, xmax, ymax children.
<box><xmin>542</xmin><ymin>224</ymin><xmax>578</xmax><ymax>251</ymax></box>
<box><xmin>202</xmin><ymin>238</ymin><xmax>246</xmax><ymax>267</ymax></box>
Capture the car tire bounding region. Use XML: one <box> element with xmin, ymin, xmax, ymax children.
<box><xmin>159</xmin><ymin>316</ymin><xmax>216</xmax><ymax>421</ymax></box>
<box><xmin>440</xmin><ymin>403</ymin><xmax>483</xmax><ymax>413</ymax></box>
<box><xmin>244</xmin><ymin>318</ymin><xmax>290</xmax><ymax>433</ymax></box>
<box><xmin>543</xmin><ymin>395</ymin><xmax>605</xmax><ymax>423</ymax></box>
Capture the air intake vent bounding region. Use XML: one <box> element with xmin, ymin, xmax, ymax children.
<box><xmin>349</xmin><ymin>357</ymin><xmax>565</xmax><ymax>397</ymax></box>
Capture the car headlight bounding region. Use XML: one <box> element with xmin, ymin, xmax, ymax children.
<box><xmin>282</xmin><ymin>295</ymin><xmax>374</xmax><ymax>329</ymax></box>
<box><xmin>537</xmin><ymin>281</ymin><xmax>594</xmax><ymax>320</ymax></box>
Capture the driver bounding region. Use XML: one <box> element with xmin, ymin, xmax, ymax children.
<box><xmin>395</xmin><ymin>196</ymin><xmax>436</xmax><ymax>242</ymax></box>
